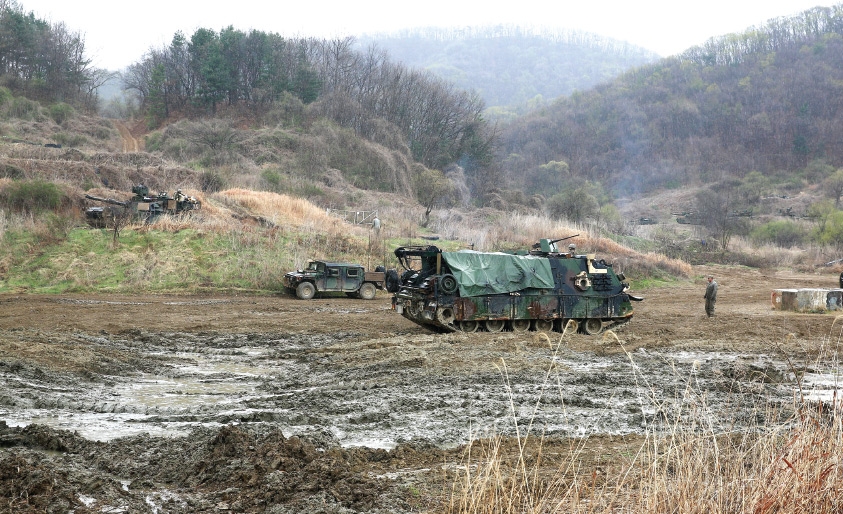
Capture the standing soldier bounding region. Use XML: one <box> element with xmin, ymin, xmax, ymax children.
<box><xmin>704</xmin><ymin>275</ymin><xmax>718</xmax><ymax>317</ymax></box>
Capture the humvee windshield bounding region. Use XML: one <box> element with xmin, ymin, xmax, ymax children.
<box><xmin>306</xmin><ymin>262</ymin><xmax>319</xmax><ymax>271</ymax></box>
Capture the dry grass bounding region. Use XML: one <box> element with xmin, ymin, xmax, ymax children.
<box><xmin>728</xmin><ymin>236</ymin><xmax>831</xmax><ymax>271</ymax></box>
<box><xmin>213</xmin><ymin>188</ymin><xmax>344</xmax><ymax>231</ymax></box>
<box><xmin>3</xmin><ymin>176</ymin><xmax>693</xmax><ymax>285</ymax></box>
<box><xmin>135</xmin><ymin>192</ymin><xmax>695</xmax><ymax>280</ymax></box>
<box><xmin>446</xmin><ymin>326</ymin><xmax>843</xmax><ymax>514</ymax></box>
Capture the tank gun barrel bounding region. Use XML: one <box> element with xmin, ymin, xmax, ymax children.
<box><xmin>84</xmin><ymin>194</ymin><xmax>129</xmax><ymax>207</ymax></box>
<box><xmin>548</xmin><ymin>234</ymin><xmax>579</xmax><ymax>245</ymax></box>
<box><xmin>533</xmin><ymin>234</ymin><xmax>580</xmax><ymax>253</ymax></box>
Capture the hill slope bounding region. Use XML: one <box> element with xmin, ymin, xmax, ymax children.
<box><xmin>356</xmin><ymin>26</ymin><xmax>658</xmax><ymax>116</ymax></box>
<box><xmin>498</xmin><ymin>6</ymin><xmax>843</xmax><ymax>198</ymax></box>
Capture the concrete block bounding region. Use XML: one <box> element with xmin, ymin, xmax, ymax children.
<box><xmin>796</xmin><ymin>289</ymin><xmax>828</xmax><ymax>311</ymax></box>
<box><xmin>772</xmin><ymin>289</ymin><xmax>798</xmax><ymax>311</ymax></box>
<box><xmin>827</xmin><ymin>289</ymin><xmax>843</xmax><ymax>310</ymax></box>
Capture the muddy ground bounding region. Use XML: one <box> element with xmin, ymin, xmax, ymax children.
<box><xmin>1</xmin><ymin>265</ymin><xmax>842</xmax><ymax>513</ymax></box>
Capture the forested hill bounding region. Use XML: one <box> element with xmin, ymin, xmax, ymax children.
<box><xmin>356</xmin><ymin>26</ymin><xmax>658</xmax><ymax>118</ymax></box>
<box><xmin>499</xmin><ymin>5</ymin><xmax>843</xmax><ymax>199</ymax></box>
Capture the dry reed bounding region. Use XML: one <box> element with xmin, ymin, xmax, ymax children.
<box><xmin>446</xmin><ymin>325</ymin><xmax>843</xmax><ymax>514</ymax></box>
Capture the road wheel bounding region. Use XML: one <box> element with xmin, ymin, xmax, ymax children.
<box><xmin>436</xmin><ymin>307</ymin><xmax>455</xmax><ymax>325</ymax></box>
<box><xmin>296</xmin><ymin>282</ymin><xmax>316</xmax><ymax>300</ymax></box>
<box><xmin>535</xmin><ymin>319</ymin><xmax>553</xmax><ymax>333</ymax></box>
<box><xmin>583</xmin><ymin>318</ymin><xmax>603</xmax><ymax>335</ymax></box>
<box><xmin>511</xmin><ymin>319</ymin><xmax>531</xmax><ymax>332</ymax></box>
<box><xmin>485</xmin><ymin>319</ymin><xmax>505</xmax><ymax>332</ymax></box>
<box><xmin>439</xmin><ymin>274</ymin><xmax>458</xmax><ymax>294</ymax></box>
<box><xmin>359</xmin><ymin>283</ymin><xmax>377</xmax><ymax>300</ymax></box>
<box><xmin>408</xmin><ymin>302</ymin><xmax>420</xmax><ymax>317</ymax></box>
<box><xmin>459</xmin><ymin>320</ymin><xmax>478</xmax><ymax>332</ymax></box>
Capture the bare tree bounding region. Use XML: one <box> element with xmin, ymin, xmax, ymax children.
<box><xmin>110</xmin><ymin>208</ymin><xmax>132</xmax><ymax>246</ymax></box>
<box><xmin>414</xmin><ymin>166</ymin><xmax>455</xmax><ymax>227</ymax></box>
<box><xmin>694</xmin><ymin>181</ymin><xmax>749</xmax><ymax>250</ymax></box>
<box><xmin>823</xmin><ymin>168</ymin><xmax>843</xmax><ymax>207</ymax></box>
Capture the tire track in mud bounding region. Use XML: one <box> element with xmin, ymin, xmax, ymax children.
<box><xmin>0</xmin><ymin>328</ymin><xmax>807</xmax><ymax>447</ymax></box>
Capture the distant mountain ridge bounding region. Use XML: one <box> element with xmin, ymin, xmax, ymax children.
<box><xmin>496</xmin><ymin>5</ymin><xmax>843</xmax><ymax>198</ymax></box>
<box><xmin>356</xmin><ymin>26</ymin><xmax>659</xmax><ymax>115</ymax></box>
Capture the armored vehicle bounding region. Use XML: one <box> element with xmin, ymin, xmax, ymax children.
<box><xmin>391</xmin><ymin>237</ymin><xmax>642</xmax><ymax>334</ymax></box>
<box><xmin>283</xmin><ymin>261</ymin><xmax>388</xmax><ymax>300</ymax></box>
<box><xmin>84</xmin><ymin>185</ymin><xmax>201</xmax><ymax>227</ymax></box>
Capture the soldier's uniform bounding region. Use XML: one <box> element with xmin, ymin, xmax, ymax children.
<box><xmin>704</xmin><ymin>275</ymin><xmax>718</xmax><ymax>317</ymax></box>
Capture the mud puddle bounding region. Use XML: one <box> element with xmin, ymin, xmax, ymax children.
<box><xmin>0</xmin><ymin>330</ymin><xmax>821</xmax><ymax>447</ymax></box>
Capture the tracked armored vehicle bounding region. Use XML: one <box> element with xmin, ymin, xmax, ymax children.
<box><xmin>391</xmin><ymin>237</ymin><xmax>642</xmax><ymax>334</ymax></box>
<box><xmin>84</xmin><ymin>185</ymin><xmax>201</xmax><ymax>227</ymax></box>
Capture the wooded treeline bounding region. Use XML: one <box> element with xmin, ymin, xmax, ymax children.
<box><xmin>499</xmin><ymin>5</ymin><xmax>843</xmax><ymax>199</ymax></box>
<box><xmin>0</xmin><ymin>0</ymin><xmax>106</xmax><ymax>110</ymax></box>
<box><xmin>123</xmin><ymin>29</ymin><xmax>493</xmax><ymax>176</ymax></box>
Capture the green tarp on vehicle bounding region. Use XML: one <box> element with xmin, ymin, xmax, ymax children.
<box><xmin>442</xmin><ymin>251</ymin><xmax>555</xmax><ymax>297</ymax></box>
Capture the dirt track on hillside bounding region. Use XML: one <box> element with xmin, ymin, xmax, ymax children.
<box><xmin>1</xmin><ymin>265</ymin><xmax>842</xmax><ymax>512</ymax></box>
<box><xmin>112</xmin><ymin>120</ymin><xmax>139</xmax><ymax>153</ymax></box>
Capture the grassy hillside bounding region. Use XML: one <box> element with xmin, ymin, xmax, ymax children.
<box><xmin>0</xmin><ymin>100</ymin><xmax>693</xmax><ymax>295</ymax></box>
<box><xmin>0</xmin><ymin>83</ymin><xmax>833</xmax><ymax>296</ymax></box>
<box><xmin>0</xmin><ymin>164</ymin><xmax>692</xmax><ymax>295</ymax></box>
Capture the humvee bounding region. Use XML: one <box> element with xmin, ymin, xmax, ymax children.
<box><xmin>283</xmin><ymin>261</ymin><xmax>386</xmax><ymax>300</ymax></box>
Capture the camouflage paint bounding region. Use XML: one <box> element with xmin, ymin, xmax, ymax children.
<box><xmin>392</xmin><ymin>239</ymin><xmax>640</xmax><ymax>334</ymax></box>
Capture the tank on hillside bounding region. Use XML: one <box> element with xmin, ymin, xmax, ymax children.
<box><xmin>84</xmin><ymin>184</ymin><xmax>201</xmax><ymax>227</ymax></box>
<box><xmin>391</xmin><ymin>237</ymin><xmax>643</xmax><ymax>335</ymax></box>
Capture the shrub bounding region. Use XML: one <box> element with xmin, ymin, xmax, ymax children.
<box><xmin>0</xmin><ymin>164</ymin><xmax>24</xmax><ymax>179</ymax></box>
<box><xmin>750</xmin><ymin>219</ymin><xmax>806</xmax><ymax>248</ymax></box>
<box><xmin>261</xmin><ymin>169</ymin><xmax>282</xmax><ymax>192</ymax></box>
<box><xmin>48</xmin><ymin>102</ymin><xmax>74</xmax><ymax>124</ymax></box>
<box><xmin>547</xmin><ymin>188</ymin><xmax>599</xmax><ymax>223</ymax></box>
<box><xmin>6</xmin><ymin>96</ymin><xmax>41</xmax><ymax>120</ymax></box>
<box><xmin>293</xmin><ymin>182</ymin><xmax>325</xmax><ymax>198</ymax></box>
<box><xmin>200</xmin><ymin>171</ymin><xmax>226</xmax><ymax>193</ymax></box>
<box><xmin>52</xmin><ymin>132</ymin><xmax>88</xmax><ymax>148</ymax></box>
<box><xmin>0</xmin><ymin>180</ymin><xmax>62</xmax><ymax>213</ymax></box>
<box><xmin>144</xmin><ymin>131</ymin><xmax>163</xmax><ymax>152</ymax></box>
<box><xmin>0</xmin><ymin>87</ymin><xmax>12</xmax><ymax>107</ymax></box>
<box><xmin>261</xmin><ymin>92</ymin><xmax>305</xmax><ymax>127</ymax></box>
<box><xmin>90</xmin><ymin>125</ymin><xmax>114</xmax><ymax>140</ymax></box>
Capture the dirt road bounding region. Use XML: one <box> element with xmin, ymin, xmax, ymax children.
<box><xmin>1</xmin><ymin>265</ymin><xmax>841</xmax><ymax>512</ymax></box>
<box><xmin>112</xmin><ymin>119</ymin><xmax>139</xmax><ymax>153</ymax></box>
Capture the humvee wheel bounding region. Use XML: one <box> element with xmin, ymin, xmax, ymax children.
<box><xmin>296</xmin><ymin>282</ymin><xmax>316</xmax><ymax>300</ymax></box>
<box><xmin>485</xmin><ymin>320</ymin><xmax>505</xmax><ymax>332</ymax></box>
<box><xmin>359</xmin><ymin>283</ymin><xmax>377</xmax><ymax>300</ymax></box>
<box><xmin>535</xmin><ymin>319</ymin><xmax>553</xmax><ymax>332</ymax></box>
<box><xmin>459</xmin><ymin>320</ymin><xmax>478</xmax><ymax>332</ymax></box>
<box><xmin>511</xmin><ymin>319</ymin><xmax>531</xmax><ymax>332</ymax></box>
<box><xmin>583</xmin><ymin>318</ymin><xmax>603</xmax><ymax>335</ymax></box>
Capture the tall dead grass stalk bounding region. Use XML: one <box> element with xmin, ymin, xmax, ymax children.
<box><xmin>447</xmin><ymin>326</ymin><xmax>843</xmax><ymax>513</ymax></box>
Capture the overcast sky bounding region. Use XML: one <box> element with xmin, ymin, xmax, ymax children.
<box><xmin>16</xmin><ymin>0</ymin><xmax>843</xmax><ymax>70</ymax></box>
